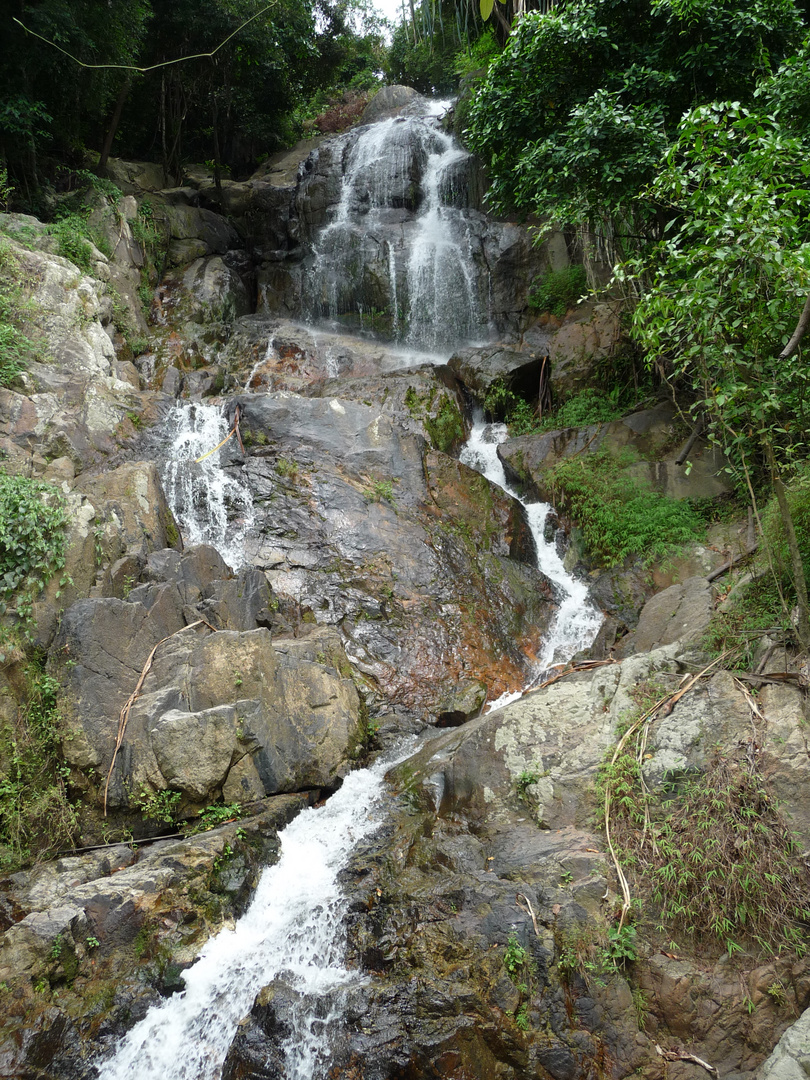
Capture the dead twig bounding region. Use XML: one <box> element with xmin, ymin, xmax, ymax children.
<box><xmin>516</xmin><ymin>893</ymin><xmax>541</xmax><ymax>938</ymax></box>
<box><xmin>103</xmin><ymin>619</ymin><xmax>213</xmax><ymax>815</ymax></box>
<box><xmin>656</xmin><ymin>1045</ymin><xmax>718</xmax><ymax>1076</ymax></box>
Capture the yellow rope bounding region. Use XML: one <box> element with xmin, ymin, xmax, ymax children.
<box><xmin>194</xmin><ymin>426</ymin><xmax>235</xmax><ymax>463</ymax></box>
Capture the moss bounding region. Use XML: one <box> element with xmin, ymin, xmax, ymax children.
<box><xmin>162</xmin><ymin>507</ymin><xmax>180</xmax><ymax>549</ymax></box>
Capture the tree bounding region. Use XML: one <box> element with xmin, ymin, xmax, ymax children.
<box><xmin>627</xmin><ymin>102</ymin><xmax>810</xmax><ymax>642</ymax></box>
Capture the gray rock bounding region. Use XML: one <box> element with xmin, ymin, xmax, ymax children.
<box><xmin>757</xmin><ymin>1006</ymin><xmax>810</xmax><ymax>1080</ymax></box>
<box><xmin>615</xmin><ymin>576</ymin><xmax>714</xmax><ymax>658</ymax></box>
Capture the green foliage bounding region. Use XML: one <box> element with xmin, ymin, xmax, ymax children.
<box><xmin>760</xmin><ymin>466</ymin><xmax>810</xmax><ymax>593</ymax></box>
<box><xmin>405</xmin><ymin>386</ymin><xmax>466</xmax><ymax>452</ymax></box>
<box><xmin>0</xmin><ymin>238</ymin><xmax>36</xmax><ymax>388</ymax></box>
<box><xmin>651</xmin><ymin>755</ymin><xmax>810</xmax><ymax>956</ymax></box>
<box><xmin>529</xmin><ymin>265</ymin><xmax>587</xmax><ymax>318</ymax></box>
<box><xmin>386</xmin><ymin>14</ymin><xmax>460</xmax><ymax>94</ymax></box>
<box><xmin>482</xmin><ymin>379</ymin><xmax>540</xmax><ymax>436</ymax></box>
<box><xmin>365</xmin><ymin>478</ymin><xmax>395</xmax><ymax>504</ymax></box>
<box><xmin>0</xmin><ymin>470</ymin><xmax>68</xmax><ymax>631</ymax></box>
<box><xmin>453</xmin><ymin>27</ymin><xmax>501</xmax><ymax>77</ymax></box>
<box><xmin>133</xmin><ymin>787</ymin><xmax>181</xmax><ymax>825</ymax></box>
<box><xmin>702</xmin><ymin>574</ymin><xmax>788</xmax><ymax>668</ymax></box>
<box><xmin>542</xmin><ymin>388</ymin><xmax>625</xmax><ymax>432</ymax></box>
<box><xmin>503</xmin><ymin>932</ymin><xmax>529</xmax><ymax>980</ymax></box>
<box><xmin>50</xmin><ymin>213</ymin><xmax>103</xmax><ymax>275</ymax></box>
<box><xmin>515</xmin><ymin>766</ymin><xmax>541</xmax><ymax>802</ymax></box>
<box><xmin>183</xmin><ymin>802</ymin><xmax>242</xmax><ymax>835</ymax></box>
<box><xmin>627</xmin><ymin>103</ymin><xmax>810</xmax><ymax>482</ymax></box>
<box><xmin>546</xmin><ymin>449</ymin><xmax>705</xmax><ymax>566</ymax></box>
<box><xmin>604</xmin><ymin>924</ymin><xmax>637</xmax><ymax>968</ymax></box>
<box><xmin>465</xmin><ymin>0</ymin><xmax>802</xmax><ymax>241</ymax></box>
<box><xmin>0</xmin><ymin>167</ymin><xmax>13</xmax><ymax>212</ymax></box>
<box><xmin>0</xmin><ymin>661</ymin><xmax>78</xmax><ymax>870</ymax></box>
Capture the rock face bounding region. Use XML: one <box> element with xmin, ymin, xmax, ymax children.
<box><xmin>220</xmin><ymin>386</ymin><xmax>554</xmax><ymax>718</ymax></box>
<box><xmin>499</xmin><ymin>399</ymin><xmax>732</xmax><ymax>503</ymax></box>
<box><xmin>53</xmin><ymin>545</ymin><xmax>362</xmax><ymax>811</ymax></box>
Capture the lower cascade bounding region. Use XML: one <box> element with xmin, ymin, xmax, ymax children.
<box><xmin>96</xmin><ymin>748</ymin><xmax>409</xmax><ymax>1080</ymax></box>
<box><xmin>460</xmin><ymin>410</ymin><xmax>603</xmax><ymax>682</ymax></box>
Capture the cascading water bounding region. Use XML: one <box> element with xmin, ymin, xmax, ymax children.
<box><xmin>161</xmin><ymin>403</ymin><xmax>254</xmax><ymax>570</ymax></box>
<box><xmin>460</xmin><ymin>409</ymin><xmax>603</xmax><ymax>698</ymax></box>
<box><xmin>96</xmin><ymin>747</ymin><xmax>412</xmax><ymax>1080</ymax></box>
<box><xmin>302</xmin><ymin>106</ymin><xmax>489</xmax><ymax>350</ymax></box>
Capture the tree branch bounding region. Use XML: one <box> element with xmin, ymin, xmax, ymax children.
<box><xmin>779</xmin><ymin>293</ymin><xmax>810</xmax><ymax>360</ymax></box>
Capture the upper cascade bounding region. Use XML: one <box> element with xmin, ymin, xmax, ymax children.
<box><xmin>297</xmin><ymin>103</ymin><xmax>494</xmax><ymax>351</ymax></box>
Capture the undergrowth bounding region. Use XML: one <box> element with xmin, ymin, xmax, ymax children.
<box><xmin>0</xmin><ymin>237</ymin><xmax>37</xmax><ymax>387</ymax></box>
<box><xmin>0</xmin><ymin>470</ymin><xmax>69</xmax><ymax>636</ymax></box>
<box><xmin>0</xmin><ymin>659</ymin><xmax>78</xmax><ymax>869</ymax></box>
<box><xmin>546</xmin><ymin>449</ymin><xmax>705</xmax><ymax>566</ymax></box>
<box><xmin>597</xmin><ymin>727</ymin><xmax>810</xmax><ymax>957</ymax></box>
<box><xmin>483</xmin><ymin>383</ymin><xmax>635</xmax><ymax>439</ymax></box>
<box><xmin>702</xmin><ymin>575</ymin><xmax>787</xmax><ymax>669</ymax></box>
<box><xmin>50</xmin><ymin>211</ymin><xmax>110</xmax><ymax>274</ymax></box>
<box><xmin>529</xmin><ymin>265</ymin><xmax>587</xmax><ymax>318</ymax></box>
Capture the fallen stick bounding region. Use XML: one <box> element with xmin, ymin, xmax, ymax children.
<box><xmin>656</xmin><ymin>1045</ymin><xmax>717</xmax><ymax>1076</ymax></box>
<box><xmin>103</xmin><ymin>619</ymin><xmax>213</xmax><ymax>815</ymax></box>
<box><xmin>706</xmin><ymin>543</ymin><xmax>758</xmax><ymax>582</ymax></box>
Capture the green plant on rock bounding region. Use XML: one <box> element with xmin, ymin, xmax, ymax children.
<box><xmin>541</xmin><ymin>388</ymin><xmax>626</xmax><ymax>432</ymax></box>
<box><xmin>546</xmin><ymin>449</ymin><xmax>705</xmax><ymax>567</ymax></box>
<box><xmin>603</xmin><ymin>923</ymin><xmax>637</xmax><ymax>969</ymax></box>
<box><xmin>529</xmin><ymin>265</ymin><xmax>587</xmax><ymax>319</ymax></box>
<box><xmin>0</xmin><ymin>470</ymin><xmax>68</xmax><ymax>635</ymax></box>
<box><xmin>183</xmin><ymin>802</ymin><xmax>242</xmax><ymax>836</ymax></box>
<box><xmin>0</xmin><ymin>659</ymin><xmax>78</xmax><ymax>870</ymax></box>
<box><xmin>0</xmin><ymin>237</ymin><xmax>37</xmax><ymax>388</ymax></box>
<box><xmin>50</xmin><ymin>212</ymin><xmax>106</xmax><ymax>274</ymax></box>
<box><xmin>133</xmin><ymin>786</ymin><xmax>181</xmax><ymax>825</ymax></box>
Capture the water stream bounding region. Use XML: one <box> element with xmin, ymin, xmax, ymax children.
<box><xmin>460</xmin><ymin>409</ymin><xmax>603</xmax><ymax>704</ymax></box>
<box><xmin>97</xmin><ymin>744</ymin><xmax>413</xmax><ymax>1080</ymax></box>
<box><xmin>303</xmin><ymin>106</ymin><xmax>489</xmax><ymax>349</ymax></box>
<box><xmin>161</xmin><ymin>403</ymin><xmax>254</xmax><ymax>570</ymax></box>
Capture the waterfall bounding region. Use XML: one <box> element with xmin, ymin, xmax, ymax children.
<box><xmin>460</xmin><ymin>410</ymin><xmax>603</xmax><ymax>702</ymax></box>
<box><xmin>302</xmin><ymin>107</ymin><xmax>489</xmax><ymax>350</ymax></box>
<box><xmin>161</xmin><ymin>403</ymin><xmax>254</xmax><ymax>570</ymax></box>
<box><xmin>96</xmin><ymin>746</ymin><xmax>411</xmax><ymax>1080</ymax></box>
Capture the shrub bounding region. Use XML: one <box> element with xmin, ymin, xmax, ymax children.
<box><xmin>529</xmin><ymin>265</ymin><xmax>587</xmax><ymax>318</ymax></box>
<box><xmin>0</xmin><ymin>470</ymin><xmax>68</xmax><ymax>631</ymax></box>
<box><xmin>542</xmin><ymin>388</ymin><xmax>625</xmax><ymax>431</ymax></box>
<box><xmin>760</xmin><ymin>466</ymin><xmax>810</xmax><ymax>593</ymax></box>
<box><xmin>547</xmin><ymin>449</ymin><xmax>704</xmax><ymax>566</ymax></box>
<box><xmin>50</xmin><ymin>211</ymin><xmax>110</xmax><ymax>273</ymax></box>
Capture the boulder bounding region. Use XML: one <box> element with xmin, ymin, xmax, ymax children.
<box><xmin>614</xmin><ymin>576</ymin><xmax>715</xmax><ymax>658</ymax></box>
<box><xmin>52</xmin><ymin>546</ymin><xmax>362</xmax><ymax>807</ymax></box>
<box><xmin>757</xmin><ymin>1006</ymin><xmax>810</xmax><ymax>1080</ymax></box>
<box><xmin>360</xmin><ymin>85</ymin><xmax>425</xmax><ymax>123</ymax></box>
<box><xmin>546</xmin><ymin>301</ymin><xmax>621</xmax><ymax>398</ymax></box>
<box><xmin>448</xmin><ymin>344</ymin><xmax>550</xmax><ymax>401</ymax></box>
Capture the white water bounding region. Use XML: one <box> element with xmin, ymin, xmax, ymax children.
<box><xmin>161</xmin><ymin>403</ymin><xmax>255</xmax><ymax>570</ymax></box>
<box><xmin>304</xmin><ymin>111</ymin><xmax>488</xmax><ymax>349</ymax></box>
<box><xmin>460</xmin><ymin>411</ymin><xmax>603</xmax><ymax>701</ymax></box>
<box><xmin>97</xmin><ymin>748</ymin><xmax>410</xmax><ymax>1080</ymax></box>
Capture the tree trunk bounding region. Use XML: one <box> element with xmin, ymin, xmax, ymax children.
<box><xmin>764</xmin><ymin>440</ymin><xmax>810</xmax><ymax>651</ymax></box>
<box><xmin>98</xmin><ymin>77</ymin><xmax>132</xmax><ymax>172</ymax></box>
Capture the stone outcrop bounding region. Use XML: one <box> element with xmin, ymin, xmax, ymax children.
<box><xmin>499</xmin><ymin>399</ymin><xmax>732</xmax><ymax>503</ymax></box>
<box><xmin>52</xmin><ymin>544</ymin><xmax>361</xmax><ymax>811</ymax></box>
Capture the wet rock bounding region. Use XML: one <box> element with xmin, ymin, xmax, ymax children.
<box><xmin>0</xmin><ymin>795</ymin><xmax>308</xmax><ymax>1078</ymax></box>
<box><xmin>448</xmin><ymin>344</ymin><xmax>550</xmax><ymax>402</ymax></box>
<box><xmin>360</xmin><ymin>84</ymin><xmax>425</xmax><ymax>123</ymax></box>
<box><xmin>498</xmin><ymin>400</ymin><xmax>732</xmax><ymax>505</ymax></box>
<box><xmin>757</xmin><ymin>1005</ymin><xmax>810</xmax><ymax>1080</ymax></box>
<box><xmin>546</xmin><ymin>301</ymin><xmax>621</xmax><ymax>398</ymax></box>
<box><xmin>227</xmin><ymin>390</ymin><xmax>554</xmax><ymax>719</ymax></box>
